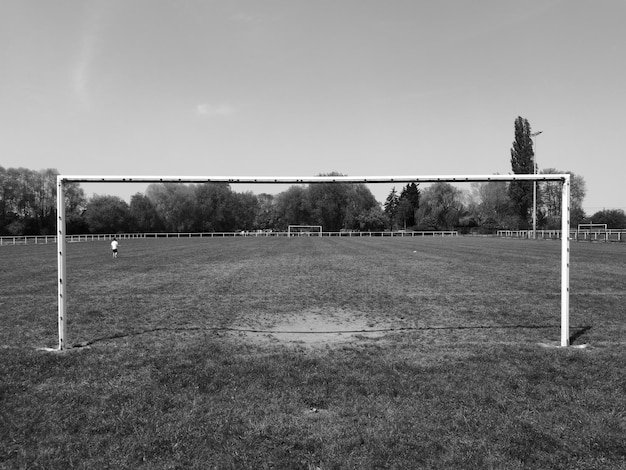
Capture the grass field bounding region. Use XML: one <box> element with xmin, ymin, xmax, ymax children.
<box><xmin>1</xmin><ymin>237</ymin><xmax>625</xmax><ymax>469</ymax></box>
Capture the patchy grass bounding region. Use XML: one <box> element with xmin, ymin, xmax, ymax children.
<box><xmin>1</xmin><ymin>237</ymin><xmax>625</xmax><ymax>469</ymax></box>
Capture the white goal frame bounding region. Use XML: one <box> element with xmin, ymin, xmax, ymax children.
<box><xmin>577</xmin><ymin>223</ymin><xmax>607</xmax><ymax>232</ymax></box>
<box><xmin>288</xmin><ymin>225</ymin><xmax>323</xmax><ymax>237</ymax></box>
<box><xmin>56</xmin><ymin>174</ymin><xmax>571</xmax><ymax>349</ymax></box>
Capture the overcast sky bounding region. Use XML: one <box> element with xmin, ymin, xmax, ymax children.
<box><xmin>1</xmin><ymin>0</ymin><xmax>624</xmax><ymax>213</ymax></box>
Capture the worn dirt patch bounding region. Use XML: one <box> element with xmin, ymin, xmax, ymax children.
<box><xmin>234</xmin><ymin>307</ymin><xmax>390</xmax><ymax>348</ymax></box>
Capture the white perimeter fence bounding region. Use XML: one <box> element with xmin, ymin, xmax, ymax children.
<box><xmin>0</xmin><ymin>230</ymin><xmax>458</xmax><ymax>246</ymax></box>
<box><xmin>5</xmin><ymin>229</ymin><xmax>626</xmax><ymax>246</ymax></box>
<box><xmin>497</xmin><ymin>230</ymin><xmax>626</xmax><ymax>242</ymax></box>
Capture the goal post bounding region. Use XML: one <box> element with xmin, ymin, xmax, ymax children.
<box><xmin>288</xmin><ymin>225</ymin><xmax>323</xmax><ymax>237</ymax></box>
<box><xmin>56</xmin><ymin>177</ymin><xmax>67</xmax><ymax>350</ymax></box>
<box><xmin>561</xmin><ymin>175</ymin><xmax>570</xmax><ymax>348</ymax></box>
<box><xmin>56</xmin><ymin>173</ymin><xmax>572</xmax><ymax>349</ymax></box>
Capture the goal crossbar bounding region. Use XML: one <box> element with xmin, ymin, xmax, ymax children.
<box><xmin>58</xmin><ymin>174</ymin><xmax>569</xmax><ymax>184</ymax></box>
<box><xmin>56</xmin><ymin>174</ymin><xmax>571</xmax><ymax>349</ymax></box>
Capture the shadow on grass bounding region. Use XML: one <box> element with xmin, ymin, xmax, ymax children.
<box><xmin>69</xmin><ymin>323</ymin><xmax>590</xmax><ymax>349</ymax></box>
<box><xmin>569</xmin><ymin>325</ymin><xmax>592</xmax><ymax>345</ymax></box>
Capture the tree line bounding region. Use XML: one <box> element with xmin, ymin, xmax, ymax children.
<box><xmin>3</xmin><ymin>119</ymin><xmax>626</xmax><ymax>236</ymax></box>
<box><xmin>0</xmin><ymin>168</ymin><xmax>394</xmax><ymax>235</ymax></box>
<box><xmin>382</xmin><ymin>117</ymin><xmax>622</xmax><ymax>233</ymax></box>
<box><xmin>0</xmin><ymin>167</ymin><xmax>86</xmax><ymax>235</ymax></box>
<box><xmin>3</xmin><ymin>165</ymin><xmax>623</xmax><ymax>237</ymax></box>
<box><xmin>83</xmin><ymin>176</ymin><xmax>388</xmax><ymax>234</ymax></box>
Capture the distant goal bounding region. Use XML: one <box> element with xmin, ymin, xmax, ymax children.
<box><xmin>577</xmin><ymin>223</ymin><xmax>607</xmax><ymax>232</ymax></box>
<box><xmin>577</xmin><ymin>223</ymin><xmax>608</xmax><ymax>242</ymax></box>
<box><xmin>288</xmin><ymin>225</ymin><xmax>322</xmax><ymax>237</ymax></box>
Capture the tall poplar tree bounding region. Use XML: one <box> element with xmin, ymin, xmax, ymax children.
<box><xmin>508</xmin><ymin>116</ymin><xmax>535</xmax><ymax>229</ymax></box>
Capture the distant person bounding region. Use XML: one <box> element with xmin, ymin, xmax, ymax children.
<box><xmin>111</xmin><ymin>238</ymin><xmax>119</xmax><ymax>258</ymax></box>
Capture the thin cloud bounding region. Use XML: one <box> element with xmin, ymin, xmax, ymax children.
<box><xmin>196</xmin><ymin>103</ymin><xmax>236</xmax><ymax>117</ymax></box>
<box><xmin>71</xmin><ymin>34</ymin><xmax>96</xmax><ymax>107</ymax></box>
<box><xmin>71</xmin><ymin>2</ymin><xmax>107</xmax><ymax>108</ymax></box>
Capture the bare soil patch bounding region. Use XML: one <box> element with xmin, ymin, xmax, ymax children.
<box><xmin>234</xmin><ymin>307</ymin><xmax>389</xmax><ymax>347</ymax></box>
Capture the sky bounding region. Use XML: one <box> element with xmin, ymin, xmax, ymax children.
<box><xmin>1</xmin><ymin>0</ymin><xmax>625</xmax><ymax>214</ymax></box>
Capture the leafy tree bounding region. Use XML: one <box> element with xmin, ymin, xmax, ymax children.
<box><xmin>146</xmin><ymin>183</ymin><xmax>197</xmax><ymax>232</ymax></box>
<box><xmin>540</xmin><ymin>169</ymin><xmax>587</xmax><ymax>229</ymax></box>
<box><xmin>130</xmin><ymin>193</ymin><xmax>164</xmax><ymax>232</ymax></box>
<box><xmin>233</xmin><ymin>191</ymin><xmax>259</xmax><ymax>231</ymax></box>
<box><xmin>271</xmin><ymin>174</ymin><xmax>380</xmax><ymax>232</ymax></box>
<box><xmin>308</xmin><ymin>174</ymin><xmax>350</xmax><ymax>232</ymax></box>
<box><xmin>64</xmin><ymin>183</ymin><xmax>88</xmax><ymax>234</ymax></box>
<box><xmin>195</xmin><ymin>183</ymin><xmax>238</xmax><ymax>232</ymax></box>
<box><xmin>384</xmin><ymin>187</ymin><xmax>399</xmax><ymax>230</ymax></box>
<box><xmin>356</xmin><ymin>206</ymin><xmax>386</xmax><ymax>231</ymax></box>
<box><xmin>30</xmin><ymin>169</ymin><xmax>57</xmax><ymax>234</ymax></box>
<box><xmin>417</xmin><ymin>183</ymin><xmax>464</xmax><ymax>230</ymax></box>
<box><xmin>0</xmin><ymin>167</ymin><xmax>86</xmax><ymax>235</ymax></box>
<box><xmin>253</xmin><ymin>193</ymin><xmax>277</xmax><ymax>230</ymax></box>
<box><xmin>466</xmin><ymin>181</ymin><xmax>515</xmax><ymax>232</ymax></box>
<box><xmin>587</xmin><ymin>209</ymin><xmax>626</xmax><ymax>229</ymax></box>
<box><xmin>84</xmin><ymin>195</ymin><xmax>131</xmax><ymax>233</ymax></box>
<box><xmin>1</xmin><ymin>167</ymin><xmax>32</xmax><ymax>234</ymax></box>
<box><xmin>0</xmin><ymin>167</ymin><xmax>41</xmax><ymax>233</ymax></box>
<box><xmin>397</xmin><ymin>183</ymin><xmax>420</xmax><ymax>229</ymax></box>
<box><xmin>10</xmin><ymin>168</ymin><xmax>35</xmax><ymax>219</ymax></box>
<box><xmin>304</xmin><ymin>173</ymin><xmax>379</xmax><ymax>232</ymax></box>
<box><xmin>342</xmin><ymin>183</ymin><xmax>380</xmax><ymax>230</ymax></box>
<box><xmin>274</xmin><ymin>186</ymin><xmax>312</xmax><ymax>230</ymax></box>
<box><xmin>0</xmin><ymin>166</ymin><xmax>6</xmax><ymax>221</ymax></box>
<box><xmin>508</xmin><ymin>116</ymin><xmax>536</xmax><ymax>229</ymax></box>
<box><xmin>570</xmin><ymin>206</ymin><xmax>587</xmax><ymax>230</ymax></box>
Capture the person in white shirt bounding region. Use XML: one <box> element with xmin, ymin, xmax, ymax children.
<box><xmin>111</xmin><ymin>238</ymin><xmax>119</xmax><ymax>258</ymax></box>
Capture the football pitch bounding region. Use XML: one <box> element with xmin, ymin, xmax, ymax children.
<box><xmin>1</xmin><ymin>237</ymin><xmax>625</xmax><ymax>468</ymax></box>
